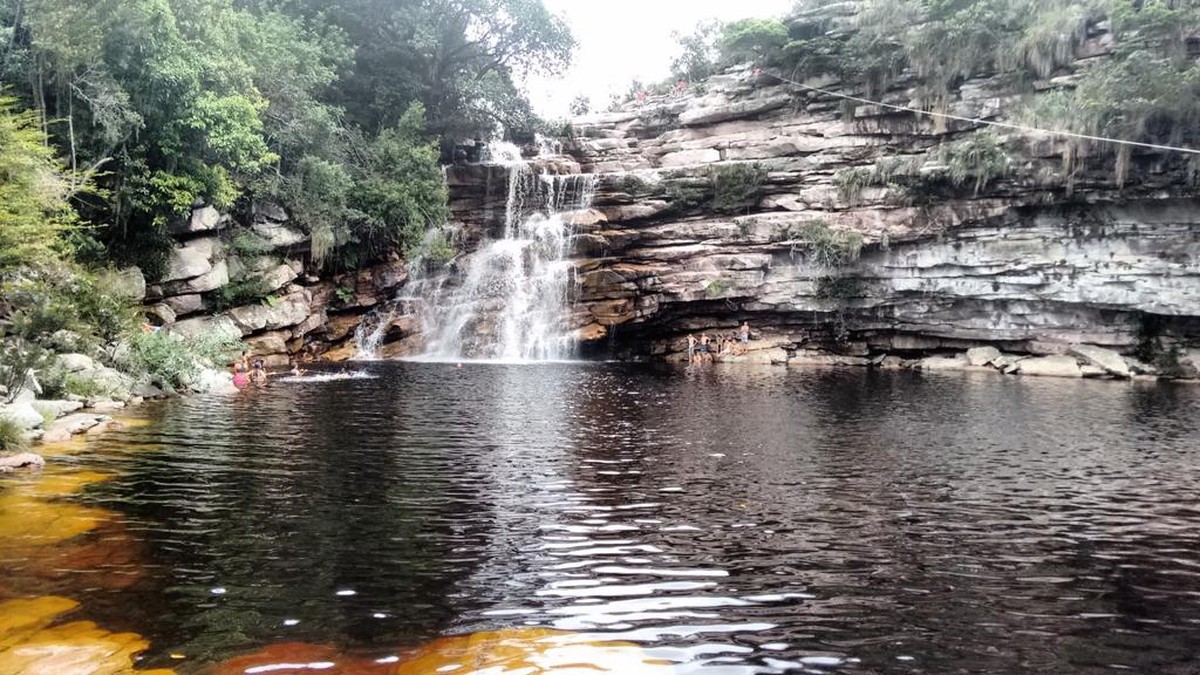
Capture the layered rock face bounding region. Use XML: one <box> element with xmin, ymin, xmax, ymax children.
<box><xmin>538</xmin><ymin>53</ymin><xmax>1200</xmax><ymax>360</ymax></box>
<box><xmin>151</xmin><ymin>204</ymin><xmax>415</xmax><ymax>366</ymax></box>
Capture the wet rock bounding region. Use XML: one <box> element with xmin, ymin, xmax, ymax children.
<box><xmin>131</xmin><ymin>382</ymin><xmax>166</xmax><ymax>399</ymax></box>
<box><xmin>919</xmin><ymin>355</ymin><xmax>969</xmax><ymax>371</ymax></box>
<box><xmin>1016</xmin><ymin>355</ymin><xmax>1083</xmax><ymax>378</ymax></box>
<box><xmin>966</xmin><ymin>346</ymin><xmax>1002</xmax><ymax>367</ymax></box>
<box><xmin>88</xmin><ymin>400</ymin><xmax>125</xmax><ymax>412</ymax></box>
<box><xmin>1070</xmin><ymin>344</ymin><xmax>1131</xmax><ymax>379</ymax></box>
<box><xmin>1122</xmin><ymin>356</ymin><xmax>1157</xmax><ymax>376</ymax></box>
<box><xmin>744</xmin><ymin>347</ymin><xmax>790</xmax><ymax>365</ymax></box>
<box><xmin>0</xmin><ymin>453</ymin><xmax>44</xmax><ymax>472</ymax></box>
<box><xmin>48</xmin><ymin>413</ymin><xmax>111</xmax><ymax>436</ymax></box>
<box><xmin>31</xmin><ymin>400</ymin><xmax>83</xmax><ymax>419</ymax></box>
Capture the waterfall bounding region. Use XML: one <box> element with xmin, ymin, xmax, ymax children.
<box><xmin>352</xmin><ymin>305</ymin><xmax>396</xmax><ymax>361</ymax></box>
<box><xmin>415</xmin><ymin>142</ymin><xmax>596</xmax><ymax>362</ymax></box>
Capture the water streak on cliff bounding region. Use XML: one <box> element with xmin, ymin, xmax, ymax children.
<box><xmin>415</xmin><ymin>142</ymin><xmax>596</xmax><ymax>361</ymax></box>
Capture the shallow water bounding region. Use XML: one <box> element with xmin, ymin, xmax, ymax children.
<box><xmin>5</xmin><ymin>363</ymin><xmax>1200</xmax><ymax>673</ymax></box>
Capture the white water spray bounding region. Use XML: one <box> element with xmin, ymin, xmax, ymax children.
<box><xmin>416</xmin><ymin>141</ymin><xmax>596</xmax><ymax>362</ymax></box>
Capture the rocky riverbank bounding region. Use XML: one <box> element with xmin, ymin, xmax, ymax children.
<box><xmin>708</xmin><ymin>338</ymin><xmax>1197</xmax><ymax>382</ymax></box>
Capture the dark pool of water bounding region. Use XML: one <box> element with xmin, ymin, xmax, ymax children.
<box><xmin>24</xmin><ymin>364</ymin><xmax>1200</xmax><ymax>673</ymax></box>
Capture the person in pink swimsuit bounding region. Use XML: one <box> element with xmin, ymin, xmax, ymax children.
<box><xmin>232</xmin><ymin>363</ymin><xmax>250</xmax><ymax>389</ymax></box>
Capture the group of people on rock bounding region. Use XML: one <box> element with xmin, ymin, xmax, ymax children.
<box><xmin>686</xmin><ymin>322</ymin><xmax>753</xmax><ymax>364</ymax></box>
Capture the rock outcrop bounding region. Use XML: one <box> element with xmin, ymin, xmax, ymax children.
<box><xmin>486</xmin><ymin>38</ymin><xmax>1200</xmax><ymax>365</ymax></box>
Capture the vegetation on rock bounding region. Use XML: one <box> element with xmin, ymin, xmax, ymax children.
<box><xmin>710</xmin><ymin>163</ymin><xmax>769</xmax><ymax>214</ymax></box>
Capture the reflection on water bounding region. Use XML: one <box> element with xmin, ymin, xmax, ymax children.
<box><xmin>4</xmin><ymin>364</ymin><xmax>1200</xmax><ymax>673</ymax></box>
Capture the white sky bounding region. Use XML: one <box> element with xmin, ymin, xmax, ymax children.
<box><xmin>524</xmin><ymin>0</ymin><xmax>794</xmax><ymax>118</ymax></box>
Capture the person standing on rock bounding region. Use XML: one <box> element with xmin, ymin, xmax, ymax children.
<box><xmin>740</xmin><ymin>322</ymin><xmax>752</xmax><ymax>349</ymax></box>
<box><xmin>686</xmin><ymin>334</ymin><xmax>697</xmax><ymax>363</ymax></box>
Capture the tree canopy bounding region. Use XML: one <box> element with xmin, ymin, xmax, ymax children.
<box><xmin>0</xmin><ymin>0</ymin><xmax>572</xmax><ymax>278</ymax></box>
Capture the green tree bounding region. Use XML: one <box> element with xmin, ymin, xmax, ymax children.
<box><xmin>0</xmin><ymin>95</ymin><xmax>77</xmax><ymax>274</ymax></box>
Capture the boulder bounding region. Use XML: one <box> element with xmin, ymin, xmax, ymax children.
<box><xmin>162</xmin><ymin>237</ymin><xmax>221</xmax><ymax>282</ymax></box>
<box><xmin>163</xmin><ymin>294</ymin><xmax>205</xmax><ymax>317</ymax></box>
<box><xmin>1122</xmin><ymin>357</ymin><xmax>1157</xmax><ymax>376</ymax></box>
<box><xmin>260</xmin><ymin>264</ymin><xmax>300</xmax><ymax>294</ymax></box>
<box><xmin>49</xmin><ymin>413</ymin><xmax>111</xmax><ymax>436</ymax></box>
<box><xmin>919</xmin><ymin>355</ymin><xmax>969</xmax><ymax>371</ymax></box>
<box><xmin>227</xmin><ymin>292</ymin><xmax>311</xmax><ymax>334</ymax></box>
<box><xmin>145</xmin><ymin>304</ymin><xmax>177</xmax><ymax>326</ymax></box>
<box><xmin>245</xmin><ymin>331</ymin><xmax>290</xmax><ymax>356</ymax></box>
<box><xmin>131</xmin><ymin>381</ymin><xmax>166</xmax><ymax>399</ymax></box>
<box><xmin>167</xmin><ymin>315</ymin><xmax>241</xmax><ymax>341</ymax></box>
<box><xmin>163</xmin><ymin>259</ymin><xmax>229</xmax><ymax>295</ymax></box>
<box><xmin>170</xmin><ymin>205</ymin><xmax>225</xmax><ymax>235</ymax></box>
<box><xmin>0</xmin><ymin>402</ymin><xmax>44</xmax><ymax>430</ymax></box>
<box><xmin>0</xmin><ymin>453</ymin><xmax>44</xmax><ymax>472</ymax></box>
<box><xmin>110</xmin><ymin>267</ymin><xmax>147</xmax><ymax>302</ymax></box>
<box><xmin>9</xmin><ymin>372</ymin><xmax>41</xmax><ymax>404</ymax></box>
<box><xmin>743</xmin><ymin>347</ymin><xmax>790</xmax><ymax>365</ymax></box>
<box><xmin>31</xmin><ymin>400</ymin><xmax>84</xmax><ymax>419</ymax></box>
<box><xmin>1016</xmin><ymin>355</ymin><xmax>1082</xmax><ymax>378</ymax></box>
<box><xmin>56</xmin><ymin>353</ymin><xmax>97</xmax><ymax>374</ymax></box>
<box><xmin>89</xmin><ymin>400</ymin><xmax>126</xmax><ymax>412</ymax></box>
<box><xmin>250</xmin><ymin>220</ymin><xmax>308</xmax><ymax>248</ymax></box>
<box><xmin>992</xmin><ymin>354</ymin><xmax>1025</xmax><ymax>370</ymax></box>
<box><xmin>966</xmin><ymin>346</ymin><xmax>1001</xmax><ymax>367</ymax></box>
<box><xmin>1070</xmin><ymin>345</ymin><xmax>1131</xmax><ymax>379</ymax></box>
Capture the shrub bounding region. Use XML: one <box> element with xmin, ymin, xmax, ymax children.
<box><xmin>705</xmin><ymin>279</ymin><xmax>732</xmax><ymax>297</ymax></box>
<box><xmin>127</xmin><ymin>330</ymin><xmax>242</xmax><ymax>393</ymax></box>
<box><xmin>796</xmin><ymin>220</ymin><xmax>864</xmax><ymax>268</ymax></box>
<box><xmin>836</xmin><ymin>168</ymin><xmax>874</xmax><ymax>206</ymax></box>
<box><xmin>61</xmin><ymin>374</ymin><xmax>115</xmax><ymax>399</ymax></box>
<box><xmin>208</xmin><ymin>278</ymin><xmax>274</xmax><ymax>311</ymax></box>
<box><xmin>937</xmin><ymin>133</ymin><xmax>1012</xmax><ymax>195</ymax></box>
<box><xmin>710</xmin><ymin>163</ymin><xmax>768</xmax><ymax>214</ymax></box>
<box><xmin>0</xmin><ymin>338</ymin><xmax>53</xmax><ymax>403</ymax></box>
<box><xmin>229</xmin><ymin>229</ymin><xmax>274</xmax><ymax>257</ymax></box>
<box><xmin>666</xmin><ymin>182</ymin><xmax>709</xmax><ymax>212</ymax></box>
<box><xmin>0</xmin><ymin>417</ymin><xmax>29</xmax><ymax>453</ymax></box>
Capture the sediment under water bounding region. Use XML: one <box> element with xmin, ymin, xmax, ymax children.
<box><xmin>3</xmin><ymin>363</ymin><xmax>1200</xmax><ymax>674</ymax></box>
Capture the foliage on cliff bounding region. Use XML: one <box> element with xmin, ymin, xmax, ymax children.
<box><xmin>667</xmin><ymin>0</ymin><xmax>1199</xmax><ymax>182</ymax></box>
<box><xmin>0</xmin><ymin>0</ymin><xmax>572</xmax><ymax>277</ymax></box>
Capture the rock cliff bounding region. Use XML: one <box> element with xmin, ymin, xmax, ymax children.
<box><xmin>537</xmin><ymin>38</ymin><xmax>1200</xmax><ymax>364</ymax></box>
<box><xmin>150</xmin><ymin>203</ymin><xmax>415</xmax><ymax>366</ymax></box>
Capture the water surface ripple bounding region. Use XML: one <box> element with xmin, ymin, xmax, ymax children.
<box><xmin>61</xmin><ymin>364</ymin><xmax>1200</xmax><ymax>672</ymax></box>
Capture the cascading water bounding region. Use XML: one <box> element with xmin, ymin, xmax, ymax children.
<box><xmin>416</xmin><ymin>142</ymin><xmax>596</xmax><ymax>362</ymax></box>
